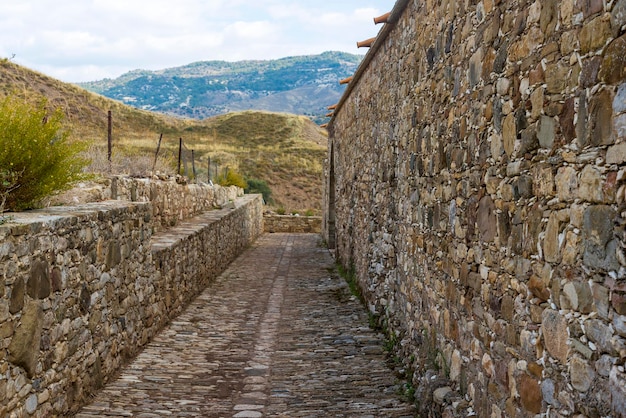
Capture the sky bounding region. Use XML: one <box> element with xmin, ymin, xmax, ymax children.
<box><xmin>0</xmin><ymin>0</ymin><xmax>395</xmax><ymax>83</ymax></box>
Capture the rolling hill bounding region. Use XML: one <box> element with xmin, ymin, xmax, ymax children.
<box><xmin>0</xmin><ymin>59</ymin><xmax>328</xmax><ymax>213</ymax></box>
<box><xmin>77</xmin><ymin>51</ymin><xmax>361</xmax><ymax>124</ymax></box>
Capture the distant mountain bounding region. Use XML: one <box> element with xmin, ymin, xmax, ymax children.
<box><xmin>77</xmin><ymin>51</ymin><xmax>362</xmax><ymax>124</ymax></box>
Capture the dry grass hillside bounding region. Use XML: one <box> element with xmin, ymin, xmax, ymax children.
<box><xmin>0</xmin><ymin>59</ymin><xmax>328</xmax><ymax>213</ymax></box>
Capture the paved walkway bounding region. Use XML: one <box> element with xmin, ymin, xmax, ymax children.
<box><xmin>76</xmin><ymin>233</ymin><xmax>416</xmax><ymax>417</ymax></box>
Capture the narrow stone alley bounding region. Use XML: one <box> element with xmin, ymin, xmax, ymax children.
<box><xmin>75</xmin><ymin>233</ymin><xmax>416</xmax><ymax>418</ymax></box>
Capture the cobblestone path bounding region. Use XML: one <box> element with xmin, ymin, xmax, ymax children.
<box><xmin>76</xmin><ymin>233</ymin><xmax>416</xmax><ymax>417</ymax></box>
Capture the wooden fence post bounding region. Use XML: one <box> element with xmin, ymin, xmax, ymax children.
<box><xmin>191</xmin><ymin>149</ymin><xmax>197</xmax><ymax>180</ymax></box>
<box><xmin>177</xmin><ymin>138</ymin><xmax>183</xmax><ymax>175</ymax></box>
<box><xmin>152</xmin><ymin>133</ymin><xmax>163</xmax><ymax>174</ymax></box>
<box><xmin>107</xmin><ymin>110</ymin><xmax>112</xmax><ymax>170</ymax></box>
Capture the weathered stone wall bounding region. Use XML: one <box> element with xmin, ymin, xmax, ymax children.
<box><xmin>152</xmin><ymin>195</ymin><xmax>264</xmax><ymax>319</ymax></box>
<box><xmin>326</xmin><ymin>0</ymin><xmax>626</xmax><ymax>416</ymax></box>
<box><xmin>111</xmin><ymin>176</ymin><xmax>242</xmax><ymax>231</ymax></box>
<box><xmin>263</xmin><ymin>215</ymin><xmax>322</xmax><ymax>233</ymax></box>
<box><xmin>0</xmin><ymin>192</ymin><xmax>263</xmax><ymax>416</ymax></box>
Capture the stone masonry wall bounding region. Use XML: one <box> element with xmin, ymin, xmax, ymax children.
<box><xmin>0</xmin><ymin>191</ymin><xmax>263</xmax><ymax>416</ymax></box>
<box><xmin>111</xmin><ymin>176</ymin><xmax>242</xmax><ymax>232</ymax></box>
<box><xmin>263</xmin><ymin>215</ymin><xmax>322</xmax><ymax>234</ymax></box>
<box><xmin>326</xmin><ymin>0</ymin><xmax>626</xmax><ymax>416</ymax></box>
<box><xmin>152</xmin><ymin>195</ymin><xmax>264</xmax><ymax>321</ymax></box>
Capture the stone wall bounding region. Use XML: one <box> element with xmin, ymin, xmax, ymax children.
<box><xmin>263</xmin><ymin>215</ymin><xmax>322</xmax><ymax>234</ymax></box>
<box><xmin>0</xmin><ymin>191</ymin><xmax>263</xmax><ymax>416</ymax></box>
<box><xmin>152</xmin><ymin>195</ymin><xmax>264</xmax><ymax>319</ymax></box>
<box><xmin>325</xmin><ymin>0</ymin><xmax>626</xmax><ymax>416</ymax></box>
<box><xmin>111</xmin><ymin>176</ymin><xmax>242</xmax><ymax>231</ymax></box>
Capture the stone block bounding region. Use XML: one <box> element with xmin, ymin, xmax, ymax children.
<box><xmin>469</xmin><ymin>48</ymin><xmax>484</xmax><ymax>88</ymax></box>
<box><xmin>581</xmin><ymin>56</ymin><xmax>603</xmax><ymax>89</ymax></box>
<box><xmin>501</xmin><ymin>294</ymin><xmax>515</xmax><ymax>322</ymax></box>
<box><xmin>571</xmin><ymin>338</ymin><xmax>594</xmax><ymax>359</ymax></box>
<box><xmin>561</xmin><ymin>30</ymin><xmax>579</xmax><ymax>55</ymax></box>
<box><xmin>532</xmin><ymin>164</ymin><xmax>555</xmax><ymax>197</ymax></box>
<box><xmin>612</xmin><ymin>292</ymin><xmax>626</xmax><ymax>315</ymax></box>
<box><xmin>578</xmin><ymin>165</ymin><xmax>605</xmax><ymax>203</ymax></box>
<box><xmin>545</xmin><ymin>62</ymin><xmax>569</xmax><ymax>94</ymax></box>
<box><xmin>592</xmin><ymin>90</ymin><xmax>615</xmax><ymax>146</ymax></box>
<box><xmin>482</xmin><ymin>48</ymin><xmax>496</xmax><ymax>81</ymax></box>
<box><xmin>540</xmin><ymin>0</ymin><xmax>559</xmax><ymax>35</ymax></box>
<box><xmin>555</xmin><ymin>166</ymin><xmax>578</xmax><ymax>201</ymax></box>
<box><xmin>8</xmin><ymin>300</ymin><xmax>43</xmax><ymax>377</ymax></box>
<box><xmin>585</xmin><ymin>318</ymin><xmax>616</xmax><ymax>354</ymax></box>
<box><xmin>611</xmin><ymin>367</ymin><xmax>626</xmax><ymax>415</ymax></box>
<box><xmin>583</xmin><ymin>206</ymin><xmax>615</xmax><ymax>247</ymax></box>
<box><xmin>615</xmin><ymin>114</ymin><xmax>626</xmax><ymax>139</ymax></box>
<box><xmin>614</xmin><ymin>315</ymin><xmax>626</xmax><ymax>337</ymax></box>
<box><xmin>529</xmin><ymin>275</ymin><xmax>550</xmax><ymax>301</ymax></box>
<box><xmin>9</xmin><ymin>277</ymin><xmax>25</xmax><ymax>314</ymax></box>
<box><xmin>538</xmin><ymin>116</ymin><xmax>556</xmax><ymax>149</ymax></box>
<box><xmin>542</xmin><ymin>309</ymin><xmax>569</xmax><ymax>363</ymax></box>
<box><xmin>542</xmin><ymin>379</ymin><xmax>558</xmax><ymax>406</ymax></box>
<box><xmin>560</xmin><ymin>97</ymin><xmax>576</xmax><ymax>141</ymax></box>
<box><xmin>591</xmin><ymin>282</ymin><xmax>610</xmax><ymax>319</ymax></box>
<box><xmin>585</xmin><ymin>239</ymin><xmax>620</xmax><ymax>271</ymax></box>
<box><xmin>570</xmin><ymin>356</ymin><xmax>595</xmax><ymax>392</ymax></box>
<box><xmin>519</xmin><ymin>126</ymin><xmax>539</xmax><ymax>155</ymax></box>
<box><xmin>582</xmin><ymin>205</ymin><xmax>619</xmax><ymax>271</ymax></box>
<box><xmin>529</xmin><ymin>63</ymin><xmax>544</xmax><ymax>85</ymax></box>
<box><xmin>613</xmin><ymin>83</ymin><xmax>626</xmax><ymax>114</ymax></box>
<box><xmin>50</xmin><ymin>267</ymin><xmax>62</xmax><ymax>292</ymax></box>
<box><xmin>515</xmin><ymin>176</ymin><xmax>533</xmax><ymax>199</ymax></box>
<box><xmin>613</xmin><ymin>0</ymin><xmax>626</xmax><ymax>31</ymax></box>
<box><xmin>599</xmin><ymin>34</ymin><xmax>626</xmax><ymax>85</ymax></box>
<box><xmin>105</xmin><ymin>241</ymin><xmax>121</xmax><ymax>271</ymax></box>
<box><xmin>28</xmin><ymin>259</ymin><xmax>51</xmax><ymax>300</ymax></box>
<box><xmin>577</xmin><ymin>91</ymin><xmax>590</xmax><ymax>147</ymax></box>
<box><xmin>543</xmin><ymin>213</ymin><xmax>560</xmax><ymax>263</ymax></box>
<box><xmin>0</xmin><ymin>299</ymin><xmax>8</xmax><ymax>323</ymax></box>
<box><xmin>530</xmin><ymin>87</ymin><xmax>544</xmax><ymax>120</ymax></box>
<box><xmin>596</xmin><ymin>354</ymin><xmax>614</xmax><ymax>377</ymax></box>
<box><xmin>580</xmin><ymin>16</ymin><xmax>612</xmax><ymax>54</ymax></box>
<box><xmin>519</xmin><ymin>374</ymin><xmax>542</xmax><ymax>414</ymax></box>
<box><xmin>503</xmin><ymin>113</ymin><xmax>517</xmax><ymax>156</ymax></box>
<box><xmin>477</xmin><ymin>196</ymin><xmax>496</xmax><ymax>242</ymax></box>
<box><xmin>606</xmin><ymin>142</ymin><xmax>626</xmax><ymax>164</ymax></box>
<box><xmin>79</xmin><ymin>284</ymin><xmax>91</xmax><ymax>315</ymax></box>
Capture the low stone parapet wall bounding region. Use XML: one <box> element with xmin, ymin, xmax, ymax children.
<box><xmin>152</xmin><ymin>195</ymin><xmax>263</xmax><ymax>319</ymax></box>
<box><xmin>0</xmin><ymin>194</ymin><xmax>263</xmax><ymax>417</ymax></box>
<box><xmin>111</xmin><ymin>176</ymin><xmax>242</xmax><ymax>232</ymax></box>
<box><xmin>263</xmin><ymin>215</ymin><xmax>322</xmax><ymax>234</ymax></box>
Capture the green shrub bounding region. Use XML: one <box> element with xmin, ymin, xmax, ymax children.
<box><xmin>244</xmin><ymin>178</ymin><xmax>273</xmax><ymax>204</ymax></box>
<box><xmin>0</xmin><ymin>97</ymin><xmax>88</xmax><ymax>211</ymax></box>
<box><xmin>215</xmin><ymin>168</ymin><xmax>247</xmax><ymax>189</ymax></box>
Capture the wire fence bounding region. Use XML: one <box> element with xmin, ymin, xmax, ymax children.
<box><xmin>101</xmin><ymin>111</ymin><xmax>226</xmax><ymax>184</ymax></box>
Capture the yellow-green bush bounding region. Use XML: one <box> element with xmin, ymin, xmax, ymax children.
<box><xmin>215</xmin><ymin>168</ymin><xmax>247</xmax><ymax>189</ymax></box>
<box><xmin>0</xmin><ymin>97</ymin><xmax>88</xmax><ymax>211</ymax></box>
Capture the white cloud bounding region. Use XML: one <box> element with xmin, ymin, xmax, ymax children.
<box><xmin>0</xmin><ymin>0</ymin><xmax>394</xmax><ymax>82</ymax></box>
<box><xmin>225</xmin><ymin>21</ymin><xmax>278</xmax><ymax>40</ymax></box>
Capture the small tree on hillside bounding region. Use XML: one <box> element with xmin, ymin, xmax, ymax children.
<box><xmin>245</xmin><ymin>178</ymin><xmax>273</xmax><ymax>204</ymax></box>
<box><xmin>0</xmin><ymin>97</ymin><xmax>88</xmax><ymax>212</ymax></box>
